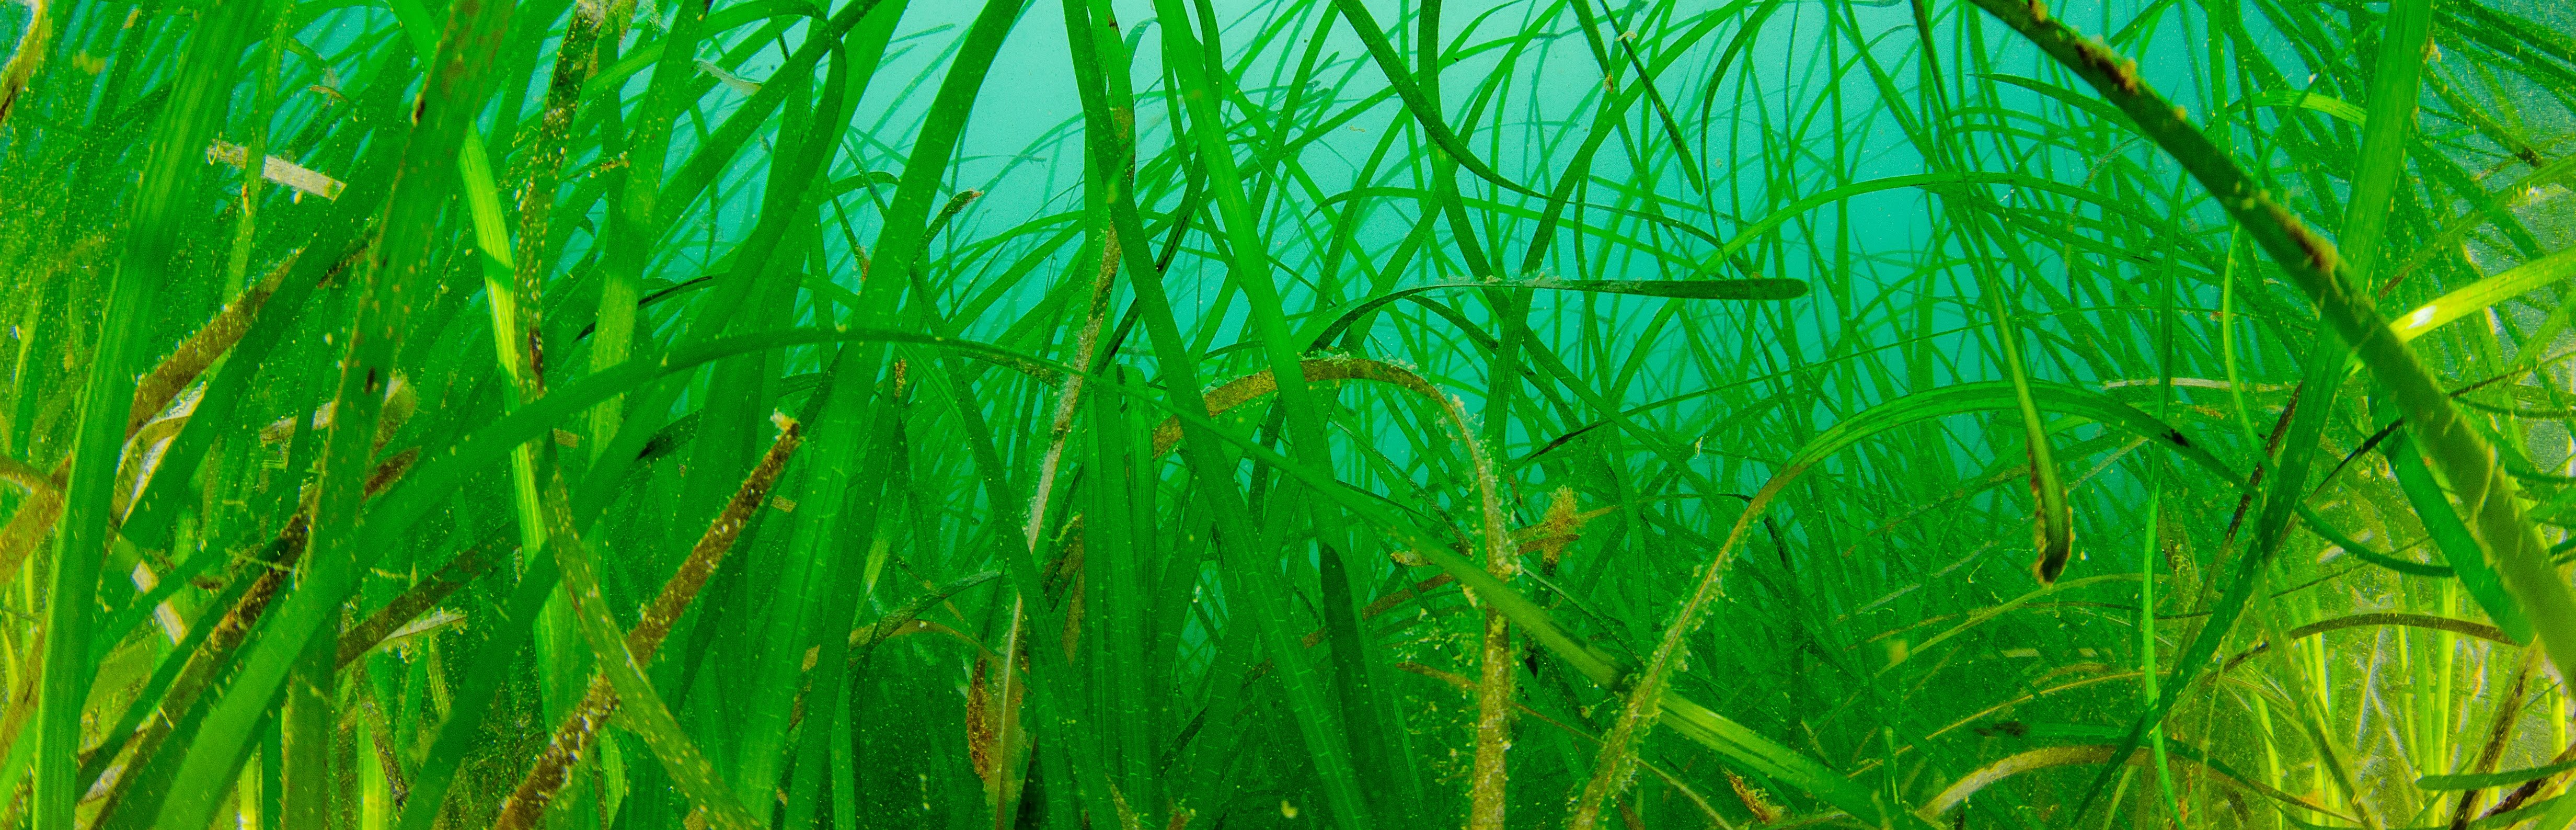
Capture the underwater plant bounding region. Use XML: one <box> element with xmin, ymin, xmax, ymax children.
<box><xmin>4</xmin><ymin>0</ymin><xmax>2576</xmax><ymax>826</ymax></box>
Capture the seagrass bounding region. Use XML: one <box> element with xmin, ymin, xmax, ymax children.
<box><xmin>1</xmin><ymin>0</ymin><xmax>2573</xmax><ymax>827</ymax></box>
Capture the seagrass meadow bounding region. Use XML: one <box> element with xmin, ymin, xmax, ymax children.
<box><xmin>8</xmin><ymin>0</ymin><xmax>2576</xmax><ymax>826</ymax></box>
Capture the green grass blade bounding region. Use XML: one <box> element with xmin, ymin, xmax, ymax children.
<box><xmin>30</xmin><ymin>0</ymin><xmax>262</xmax><ymax>822</ymax></box>
<box><xmin>142</xmin><ymin>0</ymin><xmax>520</xmax><ymax>820</ymax></box>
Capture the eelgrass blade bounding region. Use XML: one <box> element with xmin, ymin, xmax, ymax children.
<box><xmin>0</xmin><ymin>0</ymin><xmax>46</xmax><ymax>128</ymax></box>
<box><xmin>30</xmin><ymin>0</ymin><xmax>263</xmax><ymax>822</ymax></box>
<box><xmin>494</xmin><ymin>416</ymin><xmax>802</xmax><ymax>830</ymax></box>
<box><xmin>1324</xmin><ymin>0</ymin><xmax>1552</xmax><ymax>203</ymax></box>
<box><xmin>1086</xmin><ymin>353</ymin><xmax>1904</xmax><ymax>824</ymax></box>
<box><xmin>390</xmin><ymin>556</ymin><xmax>564</xmax><ymax>830</ymax></box>
<box><xmin>1962</xmin><ymin>0</ymin><xmax>2576</xmax><ymax>821</ymax></box>
<box><xmin>141</xmin><ymin>0</ymin><xmax>519</xmax><ymax>822</ymax></box>
<box><xmin>1916</xmin><ymin>744</ymin><xmax>2354</xmax><ymax>824</ymax></box>
<box><xmin>1087</xmin><ymin>1</ymin><xmax>1384</xmax><ymax>825</ymax></box>
<box><xmin>505</xmin><ymin>0</ymin><xmax>631</xmax><ymax>386</ymax></box>
<box><xmin>2386</xmin><ymin>246</ymin><xmax>2576</xmax><ymax>345</ymax></box>
<box><xmin>2384</xmin><ymin>430</ymin><xmax>2532</xmax><ymax>643</ymax></box>
<box><xmin>87</xmin><ymin>446</ymin><xmax>418</xmax><ymax>830</ymax></box>
<box><xmin>533</xmin><ymin>464</ymin><xmax>760</xmax><ymax>830</ymax></box>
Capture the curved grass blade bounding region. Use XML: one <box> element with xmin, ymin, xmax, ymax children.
<box><xmin>2222</xmin><ymin>613</ymin><xmax>2515</xmax><ymax>673</ymax></box>
<box><xmin>2386</xmin><ymin>245</ymin><xmax>2576</xmax><ymax>344</ymax></box>
<box><xmin>1303</xmin><ymin>277</ymin><xmax>1806</xmax><ymax>351</ymax></box>
<box><xmin>2424</xmin><ymin>760</ymin><xmax>2576</xmax><ymax>793</ymax></box>
<box><xmin>30</xmin><ymin>0</ymin><xmax>264</xmax><ymax>822</ymax></box>
<box><xmin>1958</xmin><ymin>0</ymin><xmax>2576</xmax><ymax>821</ymax></box>
<box><xmin>1917</xmin><ymin>744</ymin><xmax>2353</xmax><ymax>824</ymax></box>
<box><xmin>0</xmin><ymin>0</ymin><xmax>46</xmax><ymax>128</ymax></box>
<box><xmin>1320</xmin><ymin>0</ymin><xmax>1553</xmax><ymax>203</ymax></box>
<box><xmin>531</xmin><ymin>459</ymin><xmax>760</xmax><ymax>830</ymax></box>
<box><xmin>2385</xmin><ymin>430</ymin><xmax>2532</xmax><ymax>642</ymax></box>
<box><xmin>141</xmin><ymin>0</ymin><xmax>524</xmax><ymax>821</ymax></box>
<box><xmin>495</xmin><ymin>418</ymin><xmax>801</xmax><ymax>830</ymax></box>
<box><xmin>388</xmin><ymin>557</ymin><xmax>564</xmax><ymax>830</ymax></box>
<box><xmin>1079</xmin><ymin>360</ymin><xmax>1904</xmax><ymax>826</ymax></box>
<box><xmin>86</xmin><ymin>448</ymin><xmax>417</xmax><ymax>829</ymax></box>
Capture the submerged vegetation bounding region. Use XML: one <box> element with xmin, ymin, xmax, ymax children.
<box><xmin>3</xmin><ymin>0</ymin><xmax>2576</xmax><ymax>826</ymax></box>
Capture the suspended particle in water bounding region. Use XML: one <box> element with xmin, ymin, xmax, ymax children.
<box><xmin>1280</xmin><ymin>800</ymin><xmax>1298</xmax><ymax>819</ymax></box>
